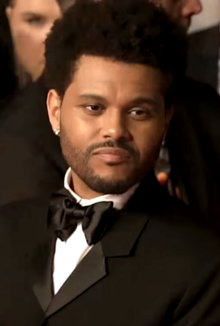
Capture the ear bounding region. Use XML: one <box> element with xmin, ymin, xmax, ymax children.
<box><xmin>5</xmin><ymin>6</ymin><xmax>12</xmax><ymax>22</ymax></box>
<box><xmin>163</xmin><ymin>105</ymin><xmax>174</xmax><ymax>140</ymax></box>
<box><xmin>47</xmin><ymin>90</ymin><xmax>61</xmax><ymax>134</ymax></box>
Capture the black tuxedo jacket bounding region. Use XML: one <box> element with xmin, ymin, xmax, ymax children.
<box><xmin>187</xmin><ymin>26</ymin><xmax>219</xmax><ymax>90</ymax></box>
<box><xmin>1</xmin><ymin>175</ymin><xmax>220</xmax><ymax>325</ymax></box>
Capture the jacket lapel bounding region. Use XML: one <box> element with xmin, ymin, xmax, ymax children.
<box><xmin>32</xmin><ymin>230</ymin><xmax>56</xmax><ymax>312</ymax></box>
<box><xmin>46</xmin><ymin>242</ymin><xmax>106</xmax><ymax>317</ymax></box>
<box><xmin>25</xmin><ymin>198</ymin><xmax>57</xmax><ymax>312</ymax></box>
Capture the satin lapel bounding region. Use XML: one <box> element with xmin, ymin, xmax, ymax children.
<box><xmin>27</xmin><ymin>199</ymin><xmax>57</xmax><ymax>312</ymax></box>
<box><xmin>46</xmin><ymin>242</ymin><xmax>106</xmax><ymax>317</ymax></box>
<box><xmin>31</xmin><ymin>228</ymin><xmax>56</xmax><ymax>312</ymax></box>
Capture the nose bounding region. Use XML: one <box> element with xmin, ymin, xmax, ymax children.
<box><xmin>101</xmin><ymin>108</ymin><xmax>131</xmax><ymax>142</ymax></box>
<box><xmin>41</xmin><ymin>21</ymin><xmax>56</xmax><ymax>42</ymax></box>
<box><xmin>182</xmin><ymin>0</ymin><xmax>203</xmax><ymax>17</ymax></box>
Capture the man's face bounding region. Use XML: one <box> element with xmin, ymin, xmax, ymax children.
<box><xmin>152</xmin><ymin>0</ymin><xmax>202</xmax><ymax>30</ymax></box>
<box><xmin>47</xmin><ymin>56</ymin><xmax>172</xmax><ymax>196</ymax></box>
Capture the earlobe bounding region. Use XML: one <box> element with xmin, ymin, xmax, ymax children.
<box><xmin>5</xmin><ymin>7</ymin><xmax>12</xmax><ymax>21</ymax></box>
<box><xmin>47</xmin><ymin>90</ymin><xmax>61</xmax><ymax>134</ymax></box>
<box><xmin>163</xmin><ymin>105</ymin><xmax>174</xmax><ymax>139</ymax></box>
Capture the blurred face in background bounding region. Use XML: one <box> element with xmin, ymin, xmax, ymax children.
<box><xmin>151</xmin><ymin>0</ymin><xmax>202</xmax><ymax>30</ymax></box>
<box><xmin>6</xmin><ymin>0</ymin><xmax>62</xmax><ymax>81</ymax></box>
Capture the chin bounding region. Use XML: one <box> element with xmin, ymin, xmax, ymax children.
<box><xmin>83</xmin><ymin>172</ymin><xmax>139</xmax><ymax>195</ymax></box>
<box><xmin>89</xmin><ymin>181</ymin><xmax>133</xmax><ymax>195</ymax></box>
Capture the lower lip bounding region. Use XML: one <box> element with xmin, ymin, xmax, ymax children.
<box><xmin>94</xmin><ymin>153</ymin><xmax>130</xmax><ymax>164</ymax></box>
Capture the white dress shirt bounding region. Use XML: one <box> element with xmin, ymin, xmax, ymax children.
<box><xmin>53</xmin><ymin>168</ymin><xmax>138</xmax><ymax>294</ymax></box>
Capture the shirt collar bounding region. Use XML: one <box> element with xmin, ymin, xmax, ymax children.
<box><xmin>64</xmin><ymin>168</ymin><xmax>138</xmax><ymax>210</ymax></box>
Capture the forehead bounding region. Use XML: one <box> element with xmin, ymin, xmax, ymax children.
<box><xmin>68</xmin><ymin>55</ymin><xmax>164</xmax><ymax>97</ymax></box>
<box><xmin>13</xmin><ymin>0</ymin><xmax>61</xmax><ymax>14</ymax></box>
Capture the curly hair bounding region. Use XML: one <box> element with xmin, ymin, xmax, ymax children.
<box><xmin>44</xmin><ymin>0</ymin><xmax>187</xmax><ymax>106</ymax></box>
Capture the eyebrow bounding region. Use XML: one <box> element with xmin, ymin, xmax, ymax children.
<box><xmin>79</xmin><ymin>94</ymin><xmax>158</xmax><ymax>107</ymax></box>
<box><xmin>21</xmin><ymin>12</ymin><xmax>45</xmax><ymax>18</ymax></box>
<box><xmin>128</xmin><ymin>97</ymin><xmax>158</xmax><ymax>108</ymax></box>
<box><xmin>79</xmin><ymin>94</ymin><xmax>108</xmax><ymax>104</ymax></box>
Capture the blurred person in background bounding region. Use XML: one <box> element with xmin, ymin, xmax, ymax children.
<box><xmin>1</xmin><ymin>0</ymin><xmax>220</xmax><ymax>229</ymax></box>
<box><xmin>151</xmin><ymin>0</ymin><xmax>220</xmax><ymax>225</ymax></box>
<box><xmin>0</xmin><ymin>0</ymin><xmax>75</xmax><ymax>204</ymax></box>
<box><xmin>187</xmin><ymin>0</ymin><xmax>220</xmax><ymax>91</ymax></box>
<box><xmin>0</xmin><ymin>0</ymin><xmax>73</xmax><ymax>105</ymax></box>
<box><xmin>0</xmin><ymin>0</ymin><xmax>17</xmax><ymax>104</ymax></box>
<box><xmin>151</xmin><ymin>0</ymin><xmax>202</xmax><ymax>29</ymax></box>
<box><xmin>5</xmin><ymin>0</ymin><xmax>63</xmax><ymax>87</ymax></box>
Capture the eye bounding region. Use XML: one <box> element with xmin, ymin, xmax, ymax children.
<box><xmin>84</xmin><ymin>104</ymin><xmax>105</xmax><ymax>114</ymax></box>
<box><xmin>129</xmin><ymin>107</ymin><xmax>152</xmax><ymax>120</ymax></box>
<box><xmin>25</xmin><ymin>15</ymin><xmax>45</xmax><ymax>26</ymax></box>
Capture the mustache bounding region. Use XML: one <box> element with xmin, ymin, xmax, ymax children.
<box><xmin>86</xmin><ymin>139</ymin><xmax>139</xmax><ymax>159</ymax></box>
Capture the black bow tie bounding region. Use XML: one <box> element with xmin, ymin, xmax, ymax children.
<box><xmin>48</xmin><ymin>188</ymin><xmax>114</xmax><ymax>245</ymax></box>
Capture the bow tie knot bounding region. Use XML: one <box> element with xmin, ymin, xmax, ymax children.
<box><xmin>49</xmin><ymin>188</ymin><xmax>114</xmax><ymax>245</ymax></box>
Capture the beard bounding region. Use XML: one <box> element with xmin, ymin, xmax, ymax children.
<box><xmin>59</xmin><ymin>128</ymin><xmax>151</xmax><ymax>195</ymax></box>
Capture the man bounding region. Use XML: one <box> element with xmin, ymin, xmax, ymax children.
<box><xmin>2</xmin><ymin>1</ymin><xmax>220</xmax><ymax>324</ymax></box>
<box><xmin>0</xmin><ymin>0</ymin><xmax>220</xmax><ymax>222</ymax></box>
<box><xmin>151</xmin><ymin>0</ymin><xmax>202</xmax><ymax>29</ymax></box>
<box><xmin>187</xmin><ymin>25</ymin><xmax>219</xmax><ymax>90</ymax></box>
<box><xmin>186</xmin><ymin>0</ymin><xmax>219</xmax><ymax>90</ymax></box>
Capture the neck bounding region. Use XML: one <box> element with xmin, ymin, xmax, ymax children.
<box><xmin>71</xmin><ymin>171</ymin><xmax>105</xmax><ymax>199</ymax></box>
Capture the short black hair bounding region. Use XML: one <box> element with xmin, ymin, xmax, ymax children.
<box><xmin>45</xmin><ymin>0</ymin><xmax>187</xmax><ymax>106</ymax></box>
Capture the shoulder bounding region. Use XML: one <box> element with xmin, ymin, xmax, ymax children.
<box><xmin>182</xmin><ymin>78</ymin><xmax>219</xmax><ymax>102</ymax></box>
<box><xmin>173</xmin><ymin>79</ymin><xmax>220</xmax><ymax>125</ymax></box>
<box><xmin>0</xmin><ymin>196</ymin><xmax>50</xmax><ymax>240</ymax></box>
<box><xmin>0</xmin><ymin>130</ymin><xmax>63</xmax><ymax>205</ymax></box>
<box><xmin>143</xmin><ymin>197</ymin><xmax>220</xmax><ymax>264</ymax></box>
<box><xmin>188</xmin><ymin>26</ymin><xmax>219</xmax><ymax>48</ymax></box>
<box><xmin>0</xmin><ymin>79</ymin><xmax>48</xmax><ymax>133</ymax></box>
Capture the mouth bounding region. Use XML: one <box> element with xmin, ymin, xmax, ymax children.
<box><xmin>92</xmin><ymin>147</ymin><xmax>131</xmax><ymax>164</ymax></box>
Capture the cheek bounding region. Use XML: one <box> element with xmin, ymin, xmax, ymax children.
<box><xmin>60</xmin><ymin>109</ymin><xmax>96</xmax><ymax>151</ymax></box>
<box><xmin>11</xmin><ymin>19</ymin><xmax>44</xmax><ymax>61</ymax></box>
<box><xmin>133</xmin><ymin>119</ymin><xmax>164</xmax><ymax>159</ymax></box>
<box><xmin>15</xmin><ymin>30</ymin><xmax>43</xmax><ymax>55</ymax></box>
<box><xmin>13</xmin><ymin>27</ymin><xmax>45</xmax><ymax>77</ymax></box>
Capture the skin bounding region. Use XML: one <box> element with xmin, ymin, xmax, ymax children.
<box><xmin>151</xmin><ymin>0</ymin><xmax>202</xmax><ymax>30</ymax></box>
<box><xmin>6</xmin><ymin>0</ymin><xmax>62</xmax><ymax>80</ymax></box>
<box><xmin>47</xmin><ymin>55</ymin><xmax>173</xmax><ymax>199</ymax></box>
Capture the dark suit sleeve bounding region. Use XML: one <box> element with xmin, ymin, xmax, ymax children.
<box><xmin>173</xmin><ymin>263</ymin><xmax>220</xmax><ymax>325</ymax></box>
<box><xmin>187</xmin><ymin>27</ymin><xmax>218</xmax><ymax>89</ymax></box>
<box><xmin>0</xmin><ymin>132</ymin><xmax>63</xmax><ymax>205</ymax></box>
<box><xmin>167</xmin><ymin>81</ymin><xmax>220</xmax><ymax>221</ymax></box>
<box><xmin>0</xmin><ymin>211</ymin><xmax>44</xmax><ymax>326</ymax></box>
<box><xmin>170</xmin><ymin>221</ymin><xmax>220</xmax><ymax>325</ymax></box>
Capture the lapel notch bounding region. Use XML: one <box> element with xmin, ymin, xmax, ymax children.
<box><xmin>101</xmin><ymin>210</ymin><xmax>151</xmax><ymax>257</ymax></box>
<box><xmin>101</xmin><ymin>172</ymin><xmax>164</xmax><ymax>258</ymax></box>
